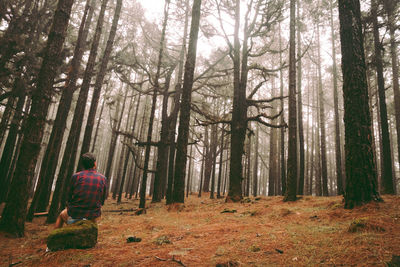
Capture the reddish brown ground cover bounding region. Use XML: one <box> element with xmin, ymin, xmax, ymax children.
<box><xmin>1</xmin><ymin>195</ymin><xmax>399</xmax><ymax>266</ymax></box>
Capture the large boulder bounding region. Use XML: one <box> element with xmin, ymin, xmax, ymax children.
<box><xmin>47</xmin><ymin>220</ymin><xmax>98</xmax><ymax>251</ymax></box>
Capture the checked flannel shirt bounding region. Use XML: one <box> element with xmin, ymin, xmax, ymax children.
<box><xmin>66</xmin><ymin>168</ymin><xmax>107</xmax><ymax>219</ymax></box>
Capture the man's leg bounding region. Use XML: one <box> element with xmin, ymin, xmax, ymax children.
<box><xmin>55</xmin><ymin>208</ymin><xmax>68</xmax><ymax>229</ymax></box>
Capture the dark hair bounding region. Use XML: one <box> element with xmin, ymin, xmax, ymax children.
<box><xmin>81</xmin><ymin>152</ymin><xmax>96</xmax><ymax>169</ymax></box>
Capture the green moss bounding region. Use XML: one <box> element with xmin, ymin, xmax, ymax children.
<box><xmin>47</xmin><ymin>220</ymin><xmax>98</xmax><ymax>251</ymax></box>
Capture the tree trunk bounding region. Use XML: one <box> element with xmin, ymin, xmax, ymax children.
<box><xmin>253</xmin><ymin>126</ymin><xmax>259</xmax><ymax>197</ymax></box>
<box><xmin>372</xmin><ymin>0</ymin><xmax>394</xmax><ymax>195</ymax></box>
<box><xmin>139</xmin><ymin>0</ymin><xmax>171</xmax><ymax>209</ymax></box>
<box><xmin>217</xmin><ymin>125</ymin><xmax>225</xmax><ymax>198</ymax></box>
<box><xmin>26</xmin><ymin>0</ymin><xmax>95</xmax><ymax>221</ymax></box>
<box><xmin>279</xmin><ymin>23</ymin><xmax>286</xmax><ymax>196</ymax></box>
<box><xmin>0</xmin><ymin>96</ymin><xmax>15</xmax><ymax>147</ymax></box>
<box><xmin>317</xmin><ymin>21</ymin><xmax>329</xmax><ymax>197</ymax></box>
<box><xmin>284</xmin><ymin>0</ymin><xmax>297</xmax><ymax>202</ymax></box>
<box><xmin>0</xmin><ymin>80</ymin><xmax>26</xmax><ymax>203</ymax></box>
<box><xmin>330</xmin><ymin>0</ymin><xmax>344</xmax><ymax>195</ymax></box>
<box><xmin>384</xmin><ymin>0</ymin><xmax>399</xmax><ymax>194</ymax></box>
<box><xmin>337</xmin><ymin>0</ymin><xmax>381</xmax><ymax>208</ymax></box>
<box><xmin>296</xmin><ymin>0</ymin><xmax>305</xmax><ymax>195</ymax></box>
<box><xmin>47</xmin><ymin>0</ymin><xmax>109</xmax><ymax>224</ymax></box>
<box><xmin>108</xmin><ymin>87</ymin><xmax>128</xmax><ymax>197</ymax></box>
<box><xmin>0</xmin><ymin>0</ymin><xmax>75</xmax><ymax>236</ymax></box>
<box><xmin>81</xmin><ymin>0</ymin><xmax>122</xmax><ymax>155</ymax></box>
<box><xmin>172</xmin><ymin>0</ymin><xmax>201</xmax><ymax>204</ymax></box>
<box><xmin>227</xmin><ymin>0</ymin><xmax>246</xmax><ymax>202</ymax></box>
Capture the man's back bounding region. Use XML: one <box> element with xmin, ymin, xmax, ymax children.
<box><xmin>67</xmin><ymin>169</ymin><xmax>107</xmax><ymax>220</ymax></box>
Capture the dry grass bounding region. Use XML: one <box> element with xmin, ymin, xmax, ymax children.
<box><xmin>0</xmin><ymin>194</ymin><xmax>399</xmax><ymax>266</ymax></box>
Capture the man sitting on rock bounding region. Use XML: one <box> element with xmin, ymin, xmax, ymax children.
<box><xmin>55</xmin><ymin>152</ymin><xmax>107</xmax><ymax>228</ymax></box>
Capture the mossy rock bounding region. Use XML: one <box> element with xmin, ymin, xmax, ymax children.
<box><xmin>47</xmin><ymin>220</ymin><xmax>98</xmax><ymax>251</ymax></box>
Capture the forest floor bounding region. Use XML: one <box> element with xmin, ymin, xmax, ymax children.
<box><xmin>0</xmin><ymin>194</ymin><xmax>399</xmax><ymax>266</ymax></box>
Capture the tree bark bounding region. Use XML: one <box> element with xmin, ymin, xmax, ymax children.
<box><xmin>47</xmin><ymin>0</ymin><xmax>109</xmax><ymax>224</ymax></box>
<box><xmin>0</xmin><ymin>80</ymin><xmax>25</xmax><ymax>203</ymax></box>
<box><xmin>81</xmin><ymin>0</ymin><xmax>122</xmax><ymax>155</ymax></box>
<box><xmin>172</xmin><ymin>0</ymin><xmax>201</xmax><ymax>204</ymax></box>
<box><xmin>384</xmin><ymin>0</ymin><xmax>399</xmax><ymax>194</ymax></box>
<box><xmin>26</xmin><ymin>0</ymin><xmax>95</xmax><ymax>221</ymax></box>
<box><xmin>296</xmin><ymin>0</ymin><xmax>305</xmax><ymax>195</ymax></box>
<box><xmin>139</xmin><ymin>0</ymin><xmax>171</xmax><ymax>209</ymax></box>
<box><xmin>317</xmin><ymin>20</ymin><xmax>329</xmax><ymax>196</ymax></box>
<box><xmin>0</xmin><ymin>0</ymin><xmax>75</xmax><ymax>236</ymax></box>
<box><xmin>337</xmin><ymin>0</ymin><xmax>381</xmax><ymax>208</ymax></box>
<box><xmin>330</xmin><ymin>0</ymin><xmax>344</xmax><ymax>195</ymax></box>
<box><xmin>372</xmin><ymin>0</ymin><xmax>394</xmax><ymax>195</ymax></box>
<box><xmin>284</xmin><ymin>0</ymin><xmax>297</xmax><ymax>202</ymax></box>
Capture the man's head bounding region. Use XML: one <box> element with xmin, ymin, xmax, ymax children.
<box><xmin>81</xmin><ymin>152</ymin><xmax>96</xmax><ymax>170</ymax></box>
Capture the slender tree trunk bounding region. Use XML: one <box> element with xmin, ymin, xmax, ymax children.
<box><xmin>0</xmin><ymin>0</ymin><xmax>75</xmax><ymax>236</ymax></box>
<box><xmin>0</xmin><ymin>81</ymin><xmax>25</xmax><ymax>203</ymax></box>
<box><xmin>372</xmin><ymin>0</ymin><xmax>394</xmax><ymax>194</ymax></box>
<box><xmin>384</xmin><ymin>0</ymin><xmax>399</xmax><ymax>194</ymax></box>
<box><xmin>152</xmin><ymin>73</ymin><xmax>173</xmax><ymax>202</ymax></box>
<box><xmin>108</xmin><ymin>87</ymin><xmax>128</xmax><ymax>197</ymax></box>
<box><xmin>0</xmin><ymin>96</ymin><xmax>15</xmax><ymax>147</ymax></box>
<box><xmin>253</xmin><ymin>126</ymin><xmax>259</xmax><ymax>197</ymax></box>
<box><xmin>81</xmin><ymin>0</ymin><xmax>122</xmax><ymax>155</ymax></box>
<box><xmin>330</xmin><ymin>0</ymin><xmax>344</xmax><ymax>195</ymax></box>
<box><xmin>284</xmin><ymin>0</ymin><xmax>297</xmax><ymax>202</ymax></box>
<box><xmin>338</xmin><ymin>0</ymin><xmax>381</xmax><ymax>208</ymax></box>
<box><xmin>296</xmin><ymin>0</ymin><xmax>305</xmax><ymax>195</ymax></box>
<box><xmin>139</xmin><ymin>0</ymin><xmax>170</xmax><ymax>209</ymax></box>
<box><xmin>317</xmin><ymin>21</ymin><xmax>329</xmax><ymax>196</ymax></box>
<box><xmin>279</xmin><ymin>23</ymin><xmax>286</xmax><ymax>196</ymax></box>
<box><xmin>172</xmin><ymin>0</ymin><xmax>202</xmax><ymax>204</ymax></box>
<box><xmin>186</xmin><ymin>141</ymin><xmax>193</xmax><ymax>198</ymax></box>
<box><xmin>217</xmin><ymin>125</ymin><xmax>225</xmax><ymax>198</ymax></box>
<box><xmin>47</xmin><ymin>0</ymin><xmax>109</xmax><ymax>224</ymax></box>
<box><xmin>210</xmin><ymin>125</ymin><xmax>218</xmax><ymax>199</ymax></box>
<box><xmin>198</xmin><ymin>141</ymin><xmax>206</xmax><ymax>198</ymax></box>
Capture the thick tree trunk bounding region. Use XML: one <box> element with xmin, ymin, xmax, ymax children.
<box><xmin>337</xmin><ymin>0</ymin><xmax>381</xmax><ymax>208</ymax></box>
<box><xmin>0</xmin><ymin>0</ymin><xmax>75</xmax><ymax>236</ymax></box>
<box><xmin>284</xmin><ymin>0</ymin><xmax>297</xmax><ymax>202</ymax></box>
<box><xmin>172</xmin><ymin>0</ymin><xmax>201</xmax><ymax>204</ymax></box>
<box><xmin>165</xmin><ymin>0</ymin><xmax>189</xmax><ymax>204</ymax></box>
<box><xmin>227</xmin><ymin>0</ymin><xmax>246</xmax><ymax>202</ymax></box>
<box><xmin>26</xmin><ymin>0</ymin><xmax>95</xmax><ymax>221</ymax></box>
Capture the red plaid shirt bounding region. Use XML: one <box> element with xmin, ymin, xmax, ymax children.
<box><xmin>66</xmin><ymin>169</ymin><xmax>107</xmax><ymax>219</ymax></box>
